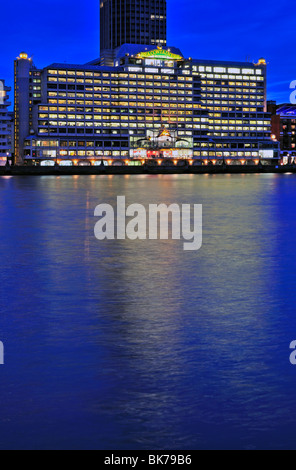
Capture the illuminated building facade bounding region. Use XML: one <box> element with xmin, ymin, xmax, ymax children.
<box><xmin>100</xmin><ymin>0</ymin><xmax>167</xmax><ymax>65</ymax></box>
<box><xmin>15</xmin><ymin>46</ymin><xmax>279</xmax><ymax>166</ymax></box>
<box><xmin>13</xmin><ymin>0</ymin><xmax>280</xmax><ymax>166</ymax></box>
<box><xmin>268</xmin><ymin>101</ymin><xmax>296</xmax><ymax>161</ymax></box>
<box><xmin>14</xmin><ymin>53</ymin><xmax>42</xmax><ymax>164</ymax></box>
<box><xmin>0</xmin><ymin>79</ymin><xmax>12</xmax><ymax>165</ymax></box>
<box><xmin>7</xmin><ymin>112</ymin><xmax>14</xmax><ymax>158</ymax></box>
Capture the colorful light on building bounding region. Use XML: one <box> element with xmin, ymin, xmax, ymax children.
<box><xmin>137</xmin><ymin>47</ymin><xmax>183</xmax><ymax>61</ymax></box>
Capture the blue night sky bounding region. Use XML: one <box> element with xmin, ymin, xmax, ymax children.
<box><xmin>1</xmin><ymin>0</ymin><xmax>295</xmax><ymax>105</ymax></box>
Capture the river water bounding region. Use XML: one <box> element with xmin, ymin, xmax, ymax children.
<box><xmin>0</xmin><ymin>174</ymin><xmax>296</xmax><ymax>450</ymax></box>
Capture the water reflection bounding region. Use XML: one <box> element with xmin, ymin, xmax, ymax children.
<box><xmin>0</xmin><ymin>174</ymin><xmax>296</xmax><ymax>449</ymax></box>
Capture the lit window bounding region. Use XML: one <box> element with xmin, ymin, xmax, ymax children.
<box><xmin>228</xmin><ymin>68</ymin><xmax>240</xmax><ymax>74</ymax></box>
<box><xmin>214</xmin><ymin>67</ymin><xmax>226</xmax><ymax>73</ymax></box>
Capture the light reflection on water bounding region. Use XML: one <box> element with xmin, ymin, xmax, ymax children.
<box><xmin>0</xmin><ymin>174</ymin><xmax>296</xmax><ymax>449</ymax></box>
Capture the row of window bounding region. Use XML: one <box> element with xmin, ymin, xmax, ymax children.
<box><xmin>39</xmin><ymin>116</ymin><xmax>270</xmax><ymax>130</ymax></box>
<box><xmin>197</xmin><ymin>73</ymin><xmax>264</xmax><ymax>81</ymax></box>
<box><xmin>39</xmin><ymin>106</ymin><xmax>196</xmax><ymax>114</ymax></box>
<box><xmin>43</xmin><ymin>101</ymin><xmax>268</xmax><ymax>119</ymax></box>
<box><xmin>48</xmin><ymin>78</ymin><xmax>193</xmax><ymax>88</ymax></box>
<box><xmin>193</xmin><ymin>65</ymin><xmax>262</xmax><ymax>75</ymax></box>
<box><xmin>193</xmin><ymin>151</ymin><xmax>261</xmax><ymax>157</ymax></box>
<box><xmin>37</xmin><ymin>113</ymin><xmax>269</xmax><ymax>123</ymax></box>
<box><xmin>29</xmin><ymin>140</ymin><xmax>269</xmax><ymax>150</ymax></box>
<box><xmin>38</xmin><ymin>126</ymin><xmax>190</xmax><ymax>133</ymax></box>
<box><xmin>48</xmin><ymin>87</ymin><xmax>194</xmax><ymax>96</ymax></box>
<box><xmin>47</xmin><ymin>70</ymin><xmax>193</xmax><ymax>81</ymax></box>
<box><xmin>46</xmin><ymin>99</ymin><xmax>195</xmax><ymax>108</ymax></box>
<box><xmin>37</xmin><ymin>127</ymin><xmax>270</xmax><ymax>138</ymax></box>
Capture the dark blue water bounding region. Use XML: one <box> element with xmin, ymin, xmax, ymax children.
<box><xmin>1</xmin><ymin>174</ymin><xmax>296</xmax><ymax>450</ymax></box>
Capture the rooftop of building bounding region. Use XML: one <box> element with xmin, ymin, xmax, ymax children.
<box><xmin>42</xmin><ymin>44</ymin><xmax>266</xmax><ymax>71</ymax></box>
<box><xmin>276</xmin><ymin>104</ymin><xmax>296</xmax><ymax>116</ymax></box>
<box><xmin>87</xmin><ymin>44</ymin><xmax>184</xmax><ymax>66</ymax></box>
<box><xmin>191</xmin><ymin>58</ymin><xmax>265</xmax><ymax>68</ymax></box>
<box><xmin>114</xmin><ymin>44</ymin><xmax>183</xmax><ymax>60</ymax></box>
<box><xmin>44</xmin><ymin>63</ymin><xmax>119</xmax><ymax>72</ymax></box>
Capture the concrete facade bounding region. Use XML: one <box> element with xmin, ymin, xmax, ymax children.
<box><xmin>0</xmin><ymin>79</ymin><xmax>12</xmax><ymax>165</ymax></box>
<box><xmin>15</xmin><ymin>47</ymin><xmax>279</xmax><ymax>166</ymax></box>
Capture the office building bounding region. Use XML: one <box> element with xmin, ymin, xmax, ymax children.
<box><xmin>0</xmin><ymin>79</ymin><xmax>12</xmax><ymax>165</ymax></box>
<box><xmin>7</xmin><ymin>112</ymin><xmax>14</xmax><ymax>157</ymax></box>
<box><xmin>268</xmin><ymin>101</ymin><xmax>296</xmax><ymax>162</ymax></box>
<box><xmin>14</xmin><ymin>53</ymin><xmax>42</xmax><ymax>164</ymax></box>
<box><xmin>14</xmin><ymin>0</ymin><xmax>279</xmax><ymax>166</ymax></box>
<box><xmin>100</xmin><ymin>0</ymin><xmax>167</xmax><ymax>65</ymax></box>
<box><xmin>14</xmin><ymin>47</ymin><xmax>278</xmax><ymax>166</ymax></box>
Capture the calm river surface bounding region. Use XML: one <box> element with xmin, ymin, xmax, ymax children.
<box><xmin>1</xmin><ymin>174</ymin><xmax>296</xmax><ymax>450</ymax></box>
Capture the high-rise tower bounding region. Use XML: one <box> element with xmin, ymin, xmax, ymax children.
<box><xmin>14</xmin><ymin>53</ymin><xmax>42</xmax><ymax>164</ymax></box>
<box><xmin>0</xmin><ymin>79</ymin><xmax>12</xmax><ymax>165</ymax></box>
<box><xmin>100</xmin><ymin>0</ymin><xmax>167</xmax><ymax>64</ymax></box>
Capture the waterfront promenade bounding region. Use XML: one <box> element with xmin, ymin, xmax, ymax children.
<box><xmin>0</xmin><ymin>163</ymin><xmax>295</xmax><ymax>176</ymax></box>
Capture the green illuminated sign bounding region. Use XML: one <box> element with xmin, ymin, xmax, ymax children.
<box><xmin>137</xmin><ymin>48</ymin><xmax>183</xmax><ymax>61</ymax></box>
